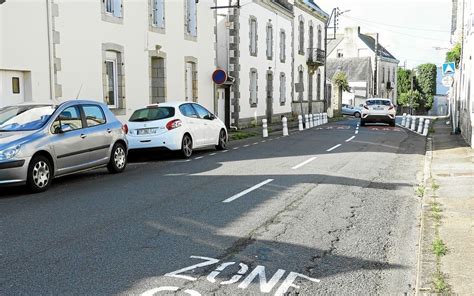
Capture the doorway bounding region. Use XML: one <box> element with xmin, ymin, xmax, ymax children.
<box><xmin>266</xmin><ymin>71</ymin><xmax>273</xmax><ymax>123</ymax></box>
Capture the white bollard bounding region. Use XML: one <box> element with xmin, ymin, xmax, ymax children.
<box><xmin>405</xmin><ymin>114</ymin><xmax>411</xmax><ymax>128</ymax></box>
<box><xmin>305</xmin><ymin>114</ymin><xmax>310</xmax><ymax>129</ymax></box>
<box><xmin>309</xmin><ymin>114</ymin><xmax>313</xmax><ymax>128</ymax></box>
<box><xmin>401</xmin><ymin>113</ymin><xmax>407</xmax><ymax>126</ymax></box>
<box><xmin>316</xmin><ymin>114</ymin><xmax>320</xmax><ymax>126</ymax></box>
<box><xmin>410</xmin><ymin>116</ymin><xmax>417</xmax><ymax>131</ymax></box>
<box><xmin>423</xmin><ymin>119</ymin><xmax>430</xmax><ymax>136</ymax></box>
<box><xmin>417</xmin><ymin>117</ymin><xmax>424</xmax><ymax>134</ymax></box>
<box><xmin>282</xmin><ymin>116</ymin><xmax>289</xmax><ymax>136</ymax></box>
<box><xmin>298</xmin><ymin>115</ymin><xmax>303</xmax><ymax>131</ymax></box>
<box><xmin>321</xmin><ymin>113</ymin><xmax>324</xmax><ymax>124</ymax></box>
<box><xmin>313</xmin><ymin>114</ymin><xmax>318</xmax><ymax>126</ymax></box>
<box><xmin>325</xmin><ymin>113</ymin><xmax>329</xmax><ymax>124</ymax></box>
<box><xmin>262</xmin><ymin>119</ymin><xmax>268</xmax><ymax>138</ymax></box>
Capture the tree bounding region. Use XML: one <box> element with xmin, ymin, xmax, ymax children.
<box><xmin>333</xmin><ymin>72</ymin><xmax>350</xmax><ymax>92</ymax></box>
<box><xmin>398</xmin><ymin>90</ymin><xmax>421</xmax><ymax>109</ymax></box>
<box><xmin>416</xmin><ymin>63</ymin><xmax>437</xmax><ymax>111</ymax></box>
<box><xmin>397</xmin><ymin>68</ymin><xmax>412</xmax><ymax>97</ymax></box>
<box><xmin>446</xmin><ymin>43</ymin><xmax>461</xmax><ymax>67</ymax></box>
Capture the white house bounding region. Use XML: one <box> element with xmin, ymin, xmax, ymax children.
<box><xmin>293</xmin><ymin>0</ymin><xmax>328</xmax><ymax>115</ymax></box>
<box><xmin>217</xmin><ymin>0</ymin><xmax>294</xmax><ymax>127</ymax></box>
<box><xmin>327</xmin><ymin>27</ymin><xmax>399</xmax><ymax>102</ymax></box>
<box><xmin>0</xmin><ymin>0</ymin><xmax>217</xmax><ymax>121</ymax></box>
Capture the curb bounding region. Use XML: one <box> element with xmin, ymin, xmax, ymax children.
<box><xmin>415</xmin><ymin>136</ymin><xmax>433</xmax><ymax>295</ymax></box>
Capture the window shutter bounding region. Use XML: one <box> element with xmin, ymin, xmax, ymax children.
<box><xmin>192</xmin><ymin>70</ymin><xmax>198</xmax><ymax>101</ymax></box>
<box><xmin>113</xmin><ymin>0</ymin><xmax>122</xmax><ymax>17</ymax></box>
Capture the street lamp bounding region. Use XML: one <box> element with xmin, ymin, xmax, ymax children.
<box><xmin>323</xmin><ymin>8</ymin><xmax>350</xmax><ymax>112</ymax></box>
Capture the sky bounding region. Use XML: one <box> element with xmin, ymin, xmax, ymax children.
<box><xmin>318</xmin><ymin>0</ymin><xmax>453</xmax><ymax>69</ymax></box>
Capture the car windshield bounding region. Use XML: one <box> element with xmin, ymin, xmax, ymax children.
<box><xmin>129</xmin><ymin>107</ymin><xmax>175</xmax><ymax>122</ymax></box>
<box><xmin>0</xmin><ymin>105</ymin><xmax>56</xmax><ymax>131</ymax></box>
<box><xmin>367</xmin><ymin>100</ymin><xmax>391</xmax><ymax>106</ymax></box>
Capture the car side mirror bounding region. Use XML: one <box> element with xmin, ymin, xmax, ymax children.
<box><xmin>205</xmin><ymin>114</ymin><xmax>216</xmax><ymax>120</ymax></box>
<box><xmin>55</xmin><ymin>124</ymin><xmax>72</xmax><ymax>134</ymax></box>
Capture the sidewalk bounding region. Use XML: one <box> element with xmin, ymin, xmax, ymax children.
<box><xmin>429</xmin><ymin>120</ymin><xmax>474</xmax><ymax>294</ymax></box>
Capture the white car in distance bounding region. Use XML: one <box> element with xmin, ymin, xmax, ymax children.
<box><xmin>126</xmin><ymin>102</ymin><xmax>227</xmax><ymax>158</ymax></box>
<box><xmin>360</xmin><ymin>98</ymin><xmax>396</xmax><ymax>127</ymax></box>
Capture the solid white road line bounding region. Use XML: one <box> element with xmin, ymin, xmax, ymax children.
<box><xmin>222</xmin><ymin>179</ymin><xmax>274</xmax><ymax>203</ymax></box>
<box><xmin>326</xmin><ymin>144</ymin><xmax>342</xmax><ymax>152</ymax></box>
<box><xmin>292</xmin><ymin>157</ymin><xmax>317</xmax><ymax>170</ymax></box>
<box><xmin>345</xmin><ymin>136</ymin><xmax>356</xmax><ymax>142</ymax></box>
<box><xmin>244</xmin><ymin>144</ymin><xmax>250</xmax><ymax>147</ymax></box>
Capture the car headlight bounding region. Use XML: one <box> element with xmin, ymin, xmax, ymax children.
<box><xmin>0</xmin><ymin>145</ymin><xmax>21</xmax><ymax>161</ymax></box>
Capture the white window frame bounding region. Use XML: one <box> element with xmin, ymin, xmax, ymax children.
<box><xmin>250</xmin><ymin>18</ymin><xmax>257</xmax><ymax>56</ymax></box>
<box><xmin>279</xmin><ymin>73</ymin><xmax>286</xmax><ymax>104</ymax></box>
<box><xmin>250</xmin><ymin>69</ymin><xmax>258</xmax><ymax>106</ymax></box>
<box><xmin>280</xmin><ymin>30</ymin><xmax>286</xmax><ymax>62</ymax></box>
<box><xmin>105</xmin><ymin>0</ymin><xmax>122</xmax><ymax>18</ymax></box>
<box><xmin>105</xmin><ymin>59</ymin><xmax>119</xmax><ymax>109</ymax></box>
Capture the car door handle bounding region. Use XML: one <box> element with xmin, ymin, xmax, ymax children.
<box><xmin>80</xmin><ymin>134</ymin><xmax>87</xmax><ymax>139</ymax></box>
<box><xmin>107</xmin><ymin>129</ymin><xmax>112</xmax><ymax>133</ymax></box>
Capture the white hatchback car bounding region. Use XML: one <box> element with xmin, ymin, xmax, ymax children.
<box><xmin>126</xmin><ymin>102</ymin><xmax>227</xmax><ymax>158</ymax></box>
<box><xmin>360</xmin><ymin>98</ymin><xmax>396</xmax><ymax>126</ymax></box>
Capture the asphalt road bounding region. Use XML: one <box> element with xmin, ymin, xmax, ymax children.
<box><xmin>0</xmin><ymin>118</ymin><xmax>426</xmax><ymax>295</ymax></box>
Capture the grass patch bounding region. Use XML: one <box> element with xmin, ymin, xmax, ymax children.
<box><xmin>432</xmin><ymin>238</ymin><xmax>448</xmax><ymax>257</ymax></box>
<box><xmin>328</xmin><ymin>116</ymin><xmax>345</xmax><ymax>122</ymax></box>
<box><xmin>431</xmin><ymin>180</ymin><xmax>440</xmax><ymax>191</ymax></box>
<box><xmin>416</xmin><ymin>185</ymin><xmax>425</xmax><ymax>197</ymax></box>
<box><xmin>433</xmin><ymin>271</ymin><xmax>449</xmax><ymax>293</ymax></box>
<box><xmin>430</xmin><ymin>202</ymin><xmax>442</xmax><ymax>224</ymax></box>
<box><xmin>229</xmin><ymin>131</ymin><xmax>258</xmax><ymax>141</ymax></box>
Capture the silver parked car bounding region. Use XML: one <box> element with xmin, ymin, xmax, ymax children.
<box><xmin>0</xmin><ymin>100</ymin><xmax>128</xmax><ymax>192</ymax></box>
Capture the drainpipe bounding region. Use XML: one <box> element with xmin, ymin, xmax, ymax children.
<box><xmin>45</xmin><ymin>0</ymin><xmax>56</xmax><ymax>102</ymax></box>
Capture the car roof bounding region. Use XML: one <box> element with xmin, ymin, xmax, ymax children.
<box><xmin>139</xmin><ymin>101</ymin><xmax>200</xmax><ymax>108</ymax></box>
<box><xmin>366</xmin><ymin>98</ymin><xmax>391</xmax><ymax>101</ymax></box>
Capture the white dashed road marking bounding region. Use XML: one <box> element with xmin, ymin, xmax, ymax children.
<box><xmin>291</xmin><ymin>157</ymin><xmax>317</xmax><ymax>170</ymax></box>
<box><xmin>210</xmin><ymin>153</ymin><xmax>217</xmax><ymax>156</ymax></box>
<box><xmin>345</xmin><ymin>136</ymin><xmax>356</xmax><ymax>142</ymax></box>
<box><xmin>326</xmin><ymin>144</ymin><xmax>342</xmax><ymax>152</ymax></box>
<box><xmin>233</xmin><ymin>147</ymin><xmax>240</xmax><ymax>150</ymax></box>
<box><xmin>355</xmin><ymin>130</ymin><xmax>359</xmax><ymax>134</ymax></box>
<box><xmin>222</xmin><ymin>179</ymin><xmax>274</xmax><ymax>203</ymax></box>
<box><xmin>194</xmin><ymin>156</ymin><xmax>204</xmax><ymax>160</ymax></box>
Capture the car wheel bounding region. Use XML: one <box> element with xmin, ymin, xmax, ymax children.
<box><xmin>181</xmin><ymin>134</ymin><xmax>193</xmax><ymax>158</ymax></box>
<box><xmin>107</xmin><ymin>143</ymin><xmax>127</xmax><ymax>174</ymax></box>
<box><xmin>389</xmin><ymin>120</ymin><xmax>396</xmax><ymax>127</ymax></box>
<box><xmin>215</xmin><ymin>129</ymin><xmax>227</xmax><ymax>150</ymax></box>
<box><xmin>27</xmin><ymin>155</ymin><xmax>52</xmax><ymax>193</ymax></box>
<box><xmin>354</xmin><ymin>112</ymin><xmax>361</xmax><ymax>118</ymax></box>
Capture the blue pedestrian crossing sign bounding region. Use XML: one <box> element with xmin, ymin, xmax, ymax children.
<box><xmin>442</xmin><ymin>62</ymin><xmax>456</xmax><ymax>76</ymax></box>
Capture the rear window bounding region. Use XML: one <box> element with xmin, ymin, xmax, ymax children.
<box><xmin>367</xmin><ymin>100</ymin><xmax>391</xmax><ymax>106</ymax></box>
<box><xmin>129</xmin><ymin>107</ymin><xmax>175</xmax><ymax>122</ymax></box>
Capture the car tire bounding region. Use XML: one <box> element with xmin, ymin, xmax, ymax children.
<box><xmin>360</xmin><ymin>120</ymin><xmax>366</xmax><ymax>126</ymax></box>
<box><xmin>215</xmin><ymin>129</ymin><xmax>227</xmax><ymax>151</ymax></box>
<box><xmin>107</xmin><ymin>142</ymin><xmax>127</xmax><ymax>174</ymax></box>
<box><xmin>26</xmin><ymin>155</ymin><xmax>52</xmax><ymax>193</ymax></box>
<box><xmin>354</xmin><ymin>112</ymin><xmax>361</xmax><ymax>118</ymax></box>
<box><xmin>181</xmin><ymin>134</ymin><xmax>193</xmax><ymax>158</ymax></box>
<box><xmin>389</xmin><ymin>120</ymin><xmax>396</xmax><ymax>127</ymax></box>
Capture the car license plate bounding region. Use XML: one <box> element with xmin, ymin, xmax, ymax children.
<box><xmin>373</xmin><ymin>106</ymin><xmax>383</xmax><ymax>110</ymax></box>
<box><xmin>138</xmin><ymin>128</ymin><xmax>157</xmax><ymax>135</ymax></box>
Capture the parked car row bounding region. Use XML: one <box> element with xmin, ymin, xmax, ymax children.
<box><xmin>0</xmin><ymin>100</ymin><xmax>227</xmax><ymax>193</ymax></box>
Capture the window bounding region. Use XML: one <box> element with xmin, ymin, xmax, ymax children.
<box><xmin>52</xmin><ymin>106</ymin><xmax>83</xmax><ymax>133</ymax></box>
<box><xmin>266</xmin><ymin>23</ymin><xmax>273</xmax><ymax>60</ymax></box>
<box><xmin>298</xmin><ymin>18</ymin><xmax>304</xmax><ymax>54</ymax></box>
<box><xmin>185</xmin><ymin>61</ymin><xmax>197</xmax><ymax>102</ymax></box>
<box><xmin>388</xmin><ymin>69</ymin><xmax>391</xmax><ymax>84</ymax></box>
<box><xmin>280</xmin><ymin>30</ymin><xmax>286</xmax><ymax>62</ymax></box>
<box><xmin>83</xmin><ymin>105</ymin><xmax>106</xmax><ymax>127</ymax></box>
<box><xmin>382</xmin><ymin>67</ymin><xmax>385</xmax><ymax>83</ymax></box>
<box><xmin>317</xmin><ymin>25</ymin><xmax>322</xmax><ymax>50</ymax></box>
<box><xmin>308</xmin><ymin>24</ymin><xmax>314</xmax><ymax>50</ymax></box>
<box><xmin>392</xmin><ymin>68</ymin><xmax>395</xmax><ymax>83</ymax></box>
<box><xmin>105</xmin><ymin>59</ymin><xmax>118</xmax><ymax>108</ymax></box>
<box><xmin>185</xmin><ymin>0</ymin><xmax>197</xmax><ymax>37</ymax></box>
<box><xmin>179</xmin><ymin>104</ymin><xmax>198</xmax><ymax>118</ymax></box>
<box><xmin>250</xmin><ymin>17</ymin><xmax>257</xmax><ymax>56</ymax></box>
<box><xmin>298</xmin><ymin>69</ymin><xmax>304</xmax><ymax>101</ymax></box>
<box><xmin>279</xmin><ymin>73</ymin><xmax>286</xmax><ymax>104</ymax></box>
<box><xmin>250</xmin><ymin>69</ymin><xmax>258</xmax><ymax>106</ymax></box>
<box><xmin>105</xmin><ymin>0</ymin><xmax>122</xmax><ymax>18</ymax></box>
<box><xmin>308</xmin><ymin>73</ymin><xmax>313</xmax><ymax>101</ymax></box>
<box><xmin>192</xmin><ymin>104</ymin><xmax>212</xmax><ymax>119</ymax></box>
<box><xmin>151</xmin><ymin>57</ymin><xmax>166</xmax><ymax>103</ymax></box>
<box><xmin>12</xmin><ymin>77</ymin><xmax>20</xmax><ymax>94</ymax></box>
<box><xmin>152</xmin><ymin>0</ymin><xmax>165</xmax><ymax>28</ymax></box>
<box><xmin>129</xmin><ymin>107</ymin><xmax>175</xmax><ymax>122</ymax></box>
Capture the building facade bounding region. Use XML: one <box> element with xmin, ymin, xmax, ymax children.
<box><xmin>327</xmin><ymin>27</ymin><xmax>399</xmax><ymax>102</ymax></box>
<box><xmin>450</xmin><ymin>0</ymin><xmax>473</xmax><ymax>147</ymax></box>
<box><xmin>218</xmin><ymin>0</ymin><xmax>294</xmax><ymax>128</ymax></box>
<box><xmin>292</xmin><ymin>0</ymin><xmax>328</xmax><ymax>115</ymax></box>
<box><xmin>0</xmin><ymin>0</ymin><xmax>217</xmax><ymax>121</ymax></box>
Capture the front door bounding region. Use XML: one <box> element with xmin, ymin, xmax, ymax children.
<box><xmin>81</xmin><ymin>104</ymin><xmax>112</xmax><ymax>166</ymax></box>
<box><xmin>50</xmin><ymin>105</ymin><xmax>91</xmax><ymax>175</ymax></box>
<box><xmin>266</xmin><ymin>72</ymin><xmax>273</xmax><ymax>123</ymax></box>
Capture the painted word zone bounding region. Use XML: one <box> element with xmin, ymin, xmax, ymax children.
<box><xmin>141</xmin><ymin>255</ymin><xmax>320</xmax><ymax>295</ymax></box>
